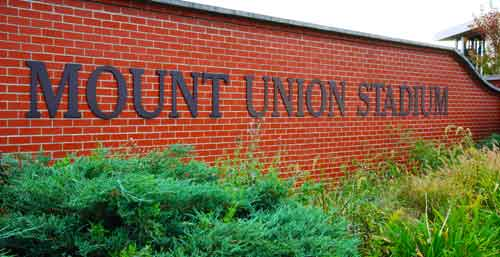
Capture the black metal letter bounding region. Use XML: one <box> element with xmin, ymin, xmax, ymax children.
<box><xmin>384</xmin><ymin>85</ymin><xmax>397</xmax><ymax>116</ymax></box>
<box><xmin>203</xmin><ymin>73</ymin><xmax>229</xmax><ymax>118</ymax></box>
<box><xmin>272</xmin><ymin>77</ymin><xmax>294</xmax><ymax>117</ymax></box>
<box><xmin>412</xmin><ymin>86</ymin><xmax>420</xmax><ymax>116</ymax></box>
<box><xmin>372</xmin><ymin>83</ymin><xmax>385</xmax><ymax>116</ymax></box>
<box><xmin>306</xmin><ymin>79</ymin><xmax>327</xmax><ymax>117</ymax></box>
<box><xmin>357</xmin><ymin>83</ymin><xmax>370</xmax><ymax>116</ymax></box>
<box><xmin>399</xmin><ymin>85</ymin><xmax>413</xmax><ymax>116</ymax></box>
<box><xmin>420</xmin><ymin>86</ymin><xmax>431</xmax><ymax>117</ymax></box>
<box><xmin>295</xmin><ymin>78</ymin><xmax>305</xmax><ymax>117</ymax></box>
<box><xmin>245</xmin><ymin>75</ymin><xmax>268</xmax><ymax>118</ymax></box>
<box><xmin>328</xmin><ymin>80</ymin><xmax>346</xmax><ymax>116</ymax></box>
<box><xmin>131</xmin><ymin>68</ymin><xmax>165</xmax><ymax>119</ymax></box>
<box><xmin>434</xmin><ymin>86</ymin><xmax>448</xmax><ymax>115</ymax></box>
<box><xmin>86</xmin><ymin>66</ymin><xmax>127</xmax><ymax>120</ymax></box>
<box><xmin>26</xmin><ymin>61</ymin><xmax>81</xmax><ymax>118</ymax></box>
<box><xmin>169</xmin><ymin>71</ymin><xmax>198</xmax><ymax>118</ymax></box>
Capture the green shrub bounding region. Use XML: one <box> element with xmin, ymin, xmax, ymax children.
<box><xmin>167</xmin><ymin>204</ymin><xmax>358</xmax><ymax>257</ymax></box>
<box><xmin>327</xmin><ymin>169</ymin><xmax>402</xmax><ymax>256</ymax></box>
<box><xmin>0</xmin><ymin>146</ymin><xmax>358</xmax><ymax>257</ymax></box>
<box><xmin>329</xmin><ymin>131</ymin><xmax>500</xmax><ymax>256</ymax></box>
<box><xmin>381</xmin><ymin>201</ymin><xmax>500</xmax><ymax>257</ymax></box>
<box><xmin>399</xmin><ymin>147</ymin><xmax>500</xmax><ymax>215</ymax></box>
<box><xmin>477</xmin><ymin>133</ymin><xmax>500</xmax><ymax>149</ymax></box>
<box><xmin>409</xmin><ymin>140</ymin><xmax>448</xmax><ymax>171</ymax></box>
<box><xmin>0</xmin><ymin>249</ymin><xmax>15</xmax><ymax>257</ymax></box>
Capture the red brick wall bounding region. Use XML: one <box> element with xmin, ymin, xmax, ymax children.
<box><xmin>490</xmin><ymin>79</ymin><xmax>500</xmax><ymax>88</ymax></box>
<box><xmin>1</xmin><ymin>0</ymin><xmax>499</xmax><ymax>182</ymax></box>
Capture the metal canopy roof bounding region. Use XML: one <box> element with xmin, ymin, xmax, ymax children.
<box><xmin>434</xmin><ymin>20</ymin><xmax>482</xmax><ymax>41</ymax></box>
<box><xmin>486</xmin><ymin>75</ymin><xmax>500</xmax><ymax>81</ymax></box>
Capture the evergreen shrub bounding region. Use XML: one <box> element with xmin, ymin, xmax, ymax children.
<box><xmin>0</xmin><ymin>146</ymin><xmax>358</xmax><ymax>257</ymax></box>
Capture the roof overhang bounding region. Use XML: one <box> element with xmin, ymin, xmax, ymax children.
<box><xmin>486</xmin><ymin>75</ymin><xmax>500</xmax><ymax>81</ymax></box>
<box><xmin>435</xmin><ymin>20</ymin><xmax>485</xmax><ymax>41</ymax></box>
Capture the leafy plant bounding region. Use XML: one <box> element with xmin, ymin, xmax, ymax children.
<box><xmin>329</xmin><ymin>129</ymin><xmax>500</xmax><ymax>256</ymax></box>
<box><xmin>381</xmin><ymin>199</ymin><xmax>500</xmax><ymax>257</ymax></box>
<box><xmin>478</xmin><ymin>133</ymin><xmax>500</xmax><ymax>149</ymax></box>
<box><xmin>0</xmin><ymin>145</ymin><xmax>358</xmax><ymax>257</ymax></box>
<box><xmin>168</xmin><ymin>204</ymin><xmax>358</xmax><ymax>257</ymax></box>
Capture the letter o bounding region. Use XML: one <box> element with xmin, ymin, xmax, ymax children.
<box><xmin>86</xmin><ymin>66</ymin><xmax>127</xmax><ymax>120</ymax></box>
<box><xmin>306</xmin><ymin>79</ymin><xmax>327</xmax><ymax>117</ymax></box>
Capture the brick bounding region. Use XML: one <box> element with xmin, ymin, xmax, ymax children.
<box><xmin>10</xmin><ymin>0</ymin><xmax>31</xmax><ymax>9</ymax></box>
<box><xmin>8</xmin><ymin>136</ymin><xmax>30</xmax><ymax>144</ymax></box>
<box><xmin>0</xmin><ymin>0</ymin><xmax>498</xmax><ymax>185</ymax></box>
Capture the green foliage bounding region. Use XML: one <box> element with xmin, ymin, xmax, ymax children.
<box><xmin>382</xmin><ymin>200</ymin><xmax>500</xmax><ymax>257</ymax></box>
<box><xmin>0</xmin><ymin>145</ymin><xmax>358</xmax><ymax>257</ymax></box>
<box><xmin>116</xmin><ymin>244</ymin><xmax>152</xmax><ymax>257</ymax></box>
<box><xmin>409</xmin><ymin>140</ymin><xmax>449</xmax><ymax>171</ymax></box>
<box><xmin>473</xmin><ymin>53</ymin><xmax>500</xmax><ymax>75</ymax></box>
<box><xmin>478</xmin><ymin>133</ymin><xmax>500</xmax><ymax>149</ymax></box>
<box><xmin>327</xmin><ymin>170</ymin><xmax>401</xmax><ymax>256</ymax></box>
<box><xmin>329</xmin><ymin>130</ymin><xmax>500</xmax><ymax>256</ymax></box>
<box><xmin>5</xmin><ymin>125</ymin><xmax>498</xmax><ymax>257</ymax></box>
<box><xmin>167</xmin><ymin>204</ymin><xmax>358</xmax><ymax>257</ymax></box>
<box><xmin>399</xmin><ymin>146</ymin><xmax>500</xmax><ymax>215</ymax></box>
<box><xmin>408</xmin><ymin>126</ymin><xmax>473</xmax><ymax>173</ymax></box>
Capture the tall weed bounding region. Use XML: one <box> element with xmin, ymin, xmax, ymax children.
<box><xmin>330</xmin><ymin>128</ymin><xmax>500</xmax><ymax>256</ymax></box>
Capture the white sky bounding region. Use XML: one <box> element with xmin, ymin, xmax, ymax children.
<box><xmin>187</xmin><ymin>0</ymin><xmax>499</xmax><ymax>47</ymax></box>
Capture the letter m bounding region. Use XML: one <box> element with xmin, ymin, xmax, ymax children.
<box><xmin>26</xmin><ymin>61</ymin><xmax>82</xmax><ymax>118</ymax></box>
<box><xmin>434</xmin><ymin>86</ymin><xmax>448</xmax><ymax>115</ymax></box>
